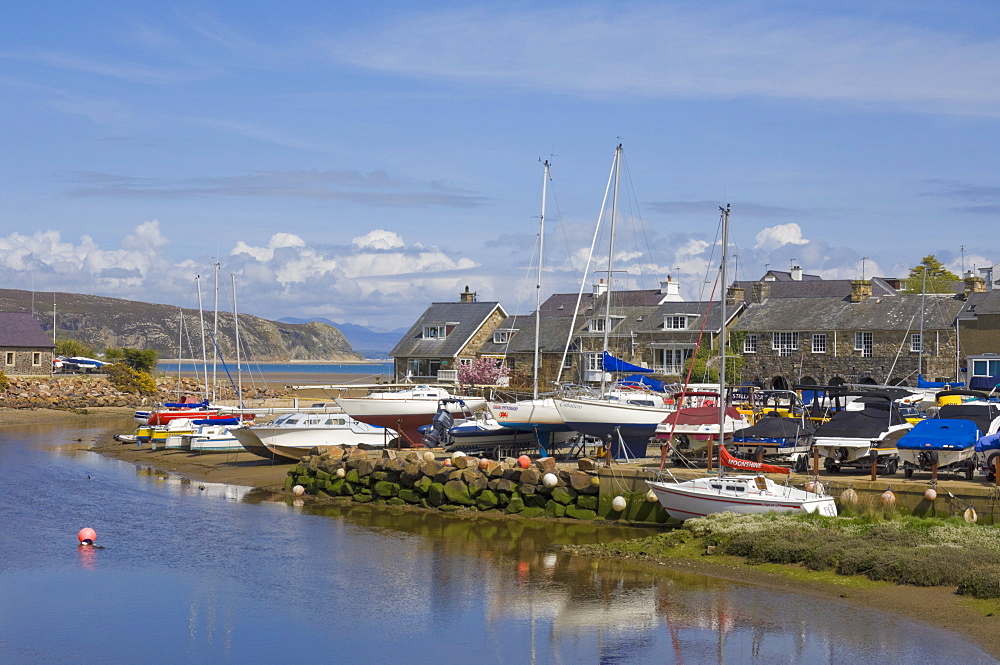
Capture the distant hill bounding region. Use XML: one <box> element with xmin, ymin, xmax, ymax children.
<box><xmin>0</xmin><ymin>289</ymin><xmax>363</xmax><ymax>362</ymax></box>
<box><xmin>279</xmin><ymin>317</ymin><xmax>405</xmax><ymax>358</ymax></box>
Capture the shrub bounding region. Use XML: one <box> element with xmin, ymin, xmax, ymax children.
<box><xmin>104</xmin><ymin>347</ymin><xmax>158</xmax><ymax>373</ymax></box>
<box><xmin>106</xmin><ymin>363</ymin><xmax>157</xmax><ymax>395</ymax></box>
<box><xmin>958</xmin><ymin>564</ymin><xmax>1000</xmax><ymax>599</ymax></box>
<box><xmin>0</xmin><ymin>370</ymin><xmax>8</xmax><ymax>391</ymax></box>
<box><xmin>54</xmin><ymin>339</ymin><xmax>96</xmax><ymax>359</ymax></box>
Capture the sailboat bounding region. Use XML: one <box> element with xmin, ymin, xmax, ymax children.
<box><xmin>648</xmin><ymin>205</ymin><xmax>838</xmax><ymax>520</ymax></box>
<box><xmin>553</xmin><ymin>144</ymin><xmax>672</xmax><ymax>459</ymax></box>
<box><xmin>486</xmin><ymin>159</ymin><xmax>575</xmax><ymax>455</ymax></box>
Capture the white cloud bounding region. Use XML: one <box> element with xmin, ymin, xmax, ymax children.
<box><xmin>754</xmin><ymin>223</ymin><xmax>809</xmax><ymax>251</ymax></box>
<box><xmin>352</xmin><ymin>229</ymin><xmax>405</xmax><ymax>251</ymax></box>
<box><xmin>231</xmin><ymin>233</ymin><xmax>306</xmax><ymax>262</ymax></box>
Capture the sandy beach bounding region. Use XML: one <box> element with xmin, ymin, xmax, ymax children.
<box><xmin>3</xmin><ymin>402</ymin><xmax>1000</xmax><ymax>658</ymax></box>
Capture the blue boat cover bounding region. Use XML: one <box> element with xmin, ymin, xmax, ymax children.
<box><xmin>602</xmin><ymin>352</ymin><xmax>652</xmax><ymax>374</ymax></box>
<box><xmin>164</xmin><ymin>400</ymin><xmax>210</xmax><ymax>409</ymax></box>
<box><xmin>918</xmin><ymin>374</ymin><xmax>965</xmax><ymax>388</ymax></box>
<box><xmin>620</xmin><ymin>374</ymin><xmax>667</xmax><ymax>391</ymax></box>
<box><xmin>897</xmin><ymin>418</ymin><xmax>980</xmax><ymax>451</ymax></box>
<box><xmin>192</xmin><ymin>417</ymin><xmax>239</xmax><ymax>426</ymax></box>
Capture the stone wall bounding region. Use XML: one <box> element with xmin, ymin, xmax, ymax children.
<box><xmin>0</xmin><ymin>347</ymin><xmax>53</xmax><ymax>376</ymax></box>
<box><xmin>286</xmin><ymin>447</ymin><xmax>669</xmax><ymax>523</ymax></box>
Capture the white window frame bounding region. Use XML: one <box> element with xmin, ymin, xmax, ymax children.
<box><xmin>811</xmin><ymin>333</ymin><xmax>827</xmax><ymax>354</ymax></box>
<box><xmin>423</xmin><ymin>324</ymin><xmax>447</xmax><ymax>339</ymax></box>
<box><xmin>772</xmin><ymin>332</ymin><xmax>799</xmax><ymax>357</ymax></box>
<box><xmin>493</xmin><ymin>329</ymin><xmax>517</xmax><ymax>344</ymax></box>
<box><xmin>589</xmin><ymin>317</ymin><xmax>606</xmax><ymax>333</ymax></box>
<box><xmin>855</xmin><ymin>331</ymin><xmax>873</xmax><ymax>358</ymax></box>
<box><xmin>32</xmin><ymin>352</ymin><xmax>41</xmax><ymax>366</ymax></box>
<box><xmin>4</xmin><ymin>352</ymin><xmax>13</xmax><ymax>366</ymax></box>
<box><xmin>910</xmin><ymin>333</ymin><xmax>922</xmax><ymax>353</ymax></box>
<box><xmin>663</xmin><ymin>315</ymin><xmax>688</xmax><ymax>330</ymax></box>
<box><xmin>585</xmin><ymin>352</ymin><xmax>603</xmax><ymax>371</ymax></box>
<box><xmin>743</xmin><ymin>334</ymin><xmax>757</xmax><ymax>354</ymax></box>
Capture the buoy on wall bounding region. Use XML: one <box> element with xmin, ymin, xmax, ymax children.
<box><xmin>646</xmin><ymin>489</ymin><xmax>657</xmax><ymax>502</ymax></box>
<box><xmin>542</xmin><ymin>472</ymin><xmax>558</xmax><ymax>488</ymax></box>
<box><xmin>881</xmin><ymin>488</ymin><xmax>896</xmax><ymax>506</ymax></box>
<box><xmin>840</xmin><ymin>487</ymin><xmax>859</xmax><ymax>506</ymax></box>
<box><xmin>924</xmin><ymin>487</ymin><xmax>937</xmax><ymax>501</ymax></box>
<box><xmin>611</xmin><ymin>495</ymin><xmax>627</xmax><ymax>512</ymax></box>
<box><xmin>965</xmin><ymin>507</ymin><xmax>978</xmax><ymax>523</ymax></box>
<box><xmin>336</xmin><ymin>468</ymin><xmax>346</xmax><ymax>479</ymax></box>
<box><xmin>517</xmin><ymin>455</ymin><xmax>531</xmax><ymax>469</ymax></box>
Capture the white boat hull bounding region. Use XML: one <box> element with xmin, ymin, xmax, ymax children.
<box><xmin>649</xmin><ymin>475</ymin><xmax>838</xmax><ymax>521</ymax></box>
<box><xmin>555</xmin><ymin>396</ymin><xmax>669</xmax><ymax>458</ymax></box>
<box><xmin>337</xmin><ymin>392</ymin><xmax>486</xmax><ymax>447</ymax></box>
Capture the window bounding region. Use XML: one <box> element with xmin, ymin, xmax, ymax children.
<box><xmin>32</xmin><ymin>352</ymin><xmax>41</xmax><ymax>366</ymax></box>
<box><xmin>589</xmin><ymin>317</ymin><xmax>606</xmax><ymax>333</ymax></box>
<box><xmin>493</xmin><ymin>329</ymin><xmax>516</xmax><ymax>344</ymax></box>
<box><xmin>855</xmin><ymin>332</ymin><xmax>873</xmax><ymax>358</ymax></box>
<box><xmin>812</xmin><ymin>334</ymin><xmax>827</xmax><ymax>354</ymax></box>
<box><xmin>771</xmin><ymin>332</ymin><xmax>799</xmax><ymax>357</ymax></box>
<box><xmin>422</xmin><ymin>325</ymin><xmax>447</xmax><ymax>339</ymax></box>
<box><xmin>4</xmin><ymin>352</ymin><xmax>13</xmax><ymax>365</ymax></box>
<box><xmin>585</xmin><ymin>353</ymin><xmax>603</xmax><ymax>371</ymax></box>
<box><xmin>663</xmin><ymin>315</ymin><xmax>688</xmax><ymax>330</ymax></box>
<box><xmin>743</xmin><ymin>334</ymin><xmax>758</xmax><ymax>354</ymax></box>
<box><xmin>655</xmin><ymin>348</ymin><xmax>693</xmax><ymax>374</ymax></box>
<box><xmin>458</xmin><ymin>358</ymin><xmax>472</xmax><ymax>367</ymax></box>
<box><xmin>407</xmin><ymin>358</ymin><xmax>442</xmax><ymax>377</ymax></box>
<box><xmin>973</xmin><ymin>359</ymin><xmax>1000</xmax><ymax>377</ymax></box>
<box><xmin>910</xmin><ymin>333</ymin><xmax>922</xmax><ymax>353</ymax></box>
<box><xmin>562</xmin><ymin>353</ymin><xmax>573</xmax><ymax>369</ymax></box>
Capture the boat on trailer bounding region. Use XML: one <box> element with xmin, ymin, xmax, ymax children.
<box><xmin>812</xmin><ymin>391</ymin><xmax>912</xmax><ymax>474</ymax></box>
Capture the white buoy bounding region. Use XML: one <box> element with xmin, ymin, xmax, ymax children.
<box><xmin>805</xmin><ymin>481</ymin><xmax>816</xmax><ymax>493</ymax></box>
<box><xmin>450</xmin><ymin>451</ymin><xmax>466</xmax><ymax>462</ymax></box>
<box><xmin>646</xmin><ymin>489</ymin><xmax>657</xmax><ymax>502</ymax></box>
<box><xmin>292</xmin><ymin>484</ymin><xmax>305</xmax><ymax>497</ymax></box>
<box><xmin>840</xmin><ymin>487</ymin><xmax>859</xmax><ymax>506</ymax></box>
<box><xmin>612</xmin><ymin>495</ymin><xmax>627</xmax><ymax>512</ymax></box>
<box><xmin>336</xmin><ymin>468</ymin><xmax>346</xmax><ymax>479</ymax></box>
<box><xmin>423</xmin><ymin>451</ymin><xmax>435</xmax><ymax>463</ymax></box>
<box><xmin>542</xmin><ymin>472</ymin><xmax>558</xmax><ymax>488</ymax></box>
<box><xmin>924</xmin><ymin>487</ymin><xmax>937</xmax><ymax>501</ymax></box>
<box><xmin>965</xmin><ymin>507</ymin><xmax>978</xmax><ymax>523</ymax></box>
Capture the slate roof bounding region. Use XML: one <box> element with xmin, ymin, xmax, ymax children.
<box><xmin>732</xmin><ymin>278</ymin><xmax>897</xmax><ymax>303</ymax></box>
<box><xmin>476</xmin><ymin>315</ymin><xmax>578</xmax><ymax>356</ymax></box>
<box><xmin>733</xmin><ymin>294</ymin><xmax>964</xmax><ymax>332</ymax></box>
<box><xmin>764</xmin><ymin>270</ymin><xmax>822</xmax><ymax>282</ymax></box>
<box><xmin>0</xmin><ymin>313</ymin><xmax>55</xmax><ymax>348</ymax></box>
<box><xmin>960</xmin><ymin>291</ymin><xmax>1000</xmax><ymax>317</ymax></box>
<box><xmin>390</xmin><ymin>301</ymin><xmax>506</xmax><ymax>358</ymax></box>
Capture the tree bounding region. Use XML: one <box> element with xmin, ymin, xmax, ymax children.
<box><xmin>54</xmin><ymin>339</ymin><xmax>95</xmax><ymax>358</ymax></box>
<box><xmin>105</xmin><ymin>347</ymin><xmax>158</xmax><ymax>373</ymax></box>
<box><xmin>458</xmin><ymin>357</ymin><xmax>510</xmax><ymax>386</ymax></box>
<box><xmin>902</xmin><ymin>255</ymin><xmax>960</xmax><ymax>294</ymax></box>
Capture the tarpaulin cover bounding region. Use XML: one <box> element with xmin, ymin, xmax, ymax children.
<box><xmin>897</xmin><ymin>418</ymin><xmax>980</xmax><ymax>451</ymax></box>
<box><xmin>938</xmin><ymin>403</ymin><xmax>1000</xmax><ymax>434</ymax></box>
<box><xmin>814</xmin><ymin>405</ymin><xmax>908</xmax><ymax>439</ymax></box>
<box><xmin>621</xmin><ymin>374</ymin><xmax>668</xmax><ymax>391</ymax></box>
<box><xmin>659</xmin><ymin>406</ymin><xmax>743</xmax><ymax>427</ymax></box>
<box><xmin>734</xmin><ymin>414</ymin><xmax>816</xmax><ymax>440</ymax></box>
<box><xmin>602</xmin><ymin>351</ymin><xmax>653</xmax><ymax>373</ymax></box>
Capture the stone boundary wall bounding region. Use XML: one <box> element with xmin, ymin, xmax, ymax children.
<box><xmin>286</xmin><ymin>446</ymin><xmax>670</xmax><ymax>523</ymax></box>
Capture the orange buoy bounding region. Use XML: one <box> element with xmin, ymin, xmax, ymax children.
<box><xmin>478</xmin><ymin>457</ymin><xmax>490</xmax><ymax>470</ymax></box>
<box><xmin>881</xmin><ymin>488</ymin><xmax>896</xmax><ymax>506</ymax></box>
<box><xmin>517</xmin><ymin>455</ymin><xmax>531</xmax><ymax>469</ymax></box>
<box><xmin>77</xmin><ymin>527</ymin><xmax>97</xmax><ymax>544</ymax></box>
<box><xmin>442</xmin><ymin>458</ymin><xmax>452</xmax><ymax>467</ymax></box>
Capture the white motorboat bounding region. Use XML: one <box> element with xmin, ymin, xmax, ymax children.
<box><xmin>425</xmin><ymin>400</ymin><xmax>578</xmax><ymax>456</ymax></box>
<box><xmin>336</xmin><ymin>385</ymin><xmax>486</xmax><ymax>447</ymax></box>
<box><xmin>648</xmin><ymin>446</ymin><xmax>838</xmax><ymax>521</ymax></box>
<box><xmin>813</xmin><ymin>391</ymin><xmax>913</xmax><ymax>474</ymax></box>
<box><xmin>188</xmin><ymin>419</ymin><xmax>244</xmax><ymax>453</ymax></box>
<box><xmin>232</xmin><ymin>411</ymin><xmax>393</xmax><ymax>461</ymax></box>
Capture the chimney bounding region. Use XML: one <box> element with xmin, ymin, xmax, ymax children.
<box><xmin>658</xmin><ymin>275</ymin><xmax>682</xmax><ymax>303</ymax></box>
<box><xmin>727</xmin><ymin>285</ymin><xmax>745</xmax><ymax>306</ymax></box>
<box><xmin>850</xmin><ymin>279</ymin><xmax>872</xmax><ymax>303</ymax></box>
<box><xmin>460</xmin><ymin>285</ymin><xmax>476</xmax><ymax>303</ymax></box>
<box><xmin>791</xmin><ymin>265</ymin><xmax>803</xmax><ymax>281</ymax></box>
<box><xmin>964</xmin><ymin>274</ymin><xmax>986</xmax><ymax>300</ymax></box>
<box><xmin>593</xmin><ymin>278</ymin><xmax>607</xmax><ymax>297</ymax></box>
<box><xmin>751</xmin><ymin>281</ymin><xmax>770</xmax><ymax>304</ymax></box>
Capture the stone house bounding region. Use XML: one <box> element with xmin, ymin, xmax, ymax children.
<box><xmin>956</xmin><ymin>275</ymin><xmax>1000</xmax><ymax>389</ymax></box>
<box><xmin>733</xmin><ymin>280</ymin><xmax>965</xmax><ymax>389</ymax></box>
<box><xmin>0</xmin><ymin>313</ymin><xmax>56</xmax><ymax>376</ymax></box>
<box><xmin>390</xmin><ymin>287</ymin><xmax>507</xmax><ymax>383</ymax></box>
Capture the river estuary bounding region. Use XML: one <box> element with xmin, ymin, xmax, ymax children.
<box><xmin>0</xmin><ymin>420</ymin><xmax>995</xmax><ymax>664</ymax></box>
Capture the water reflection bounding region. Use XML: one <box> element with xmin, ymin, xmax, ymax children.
<box><xmin>0</xmin><ymin>421</ymin><xmax>995</xmax><ymax>664</ymax></box>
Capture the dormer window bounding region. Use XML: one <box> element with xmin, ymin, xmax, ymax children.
<box><xmin>423</xmin><ymin>324</ymin><xmax>447</xmax><ymax>339</ymax></box>
<box><xmin>664</xmin><ymin>315</ymin><xmax>689</xmax><ymax>330</ymax></box>
<box><xmin>493</xmin><ymin>329</ymin><xmax>517</xmax><ymax>344</ymax></box>
<box><xmin>589</xmin><ymin>317</ymin><xmax>606</xmax><ymax>333</ymax></box>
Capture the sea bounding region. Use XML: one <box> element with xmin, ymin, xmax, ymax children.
<box><xmin>157</xmin><ymin>361</ymin><xmax>393</xmax><ymax>377</ymax></box>
<box><xmin>1</xmin><ymin>420</ymin><xmax>996</xmax><ymax>665</ymax></box>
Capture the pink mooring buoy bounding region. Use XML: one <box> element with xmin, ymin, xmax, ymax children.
<box><xmin>517</xmin><ymin>455</ymin><xmax>531</xmax><ymax>469</ymax></box>
<box><xmin>78</xmin><ymin>527</ymin><xmax>97</xmax><ymax>544</ymax></box>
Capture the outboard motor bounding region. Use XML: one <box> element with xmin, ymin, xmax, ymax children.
<box><xmin>422</xmin><ymin>405</ymin><xmax>455</xmax><ymax>447</ymax></box>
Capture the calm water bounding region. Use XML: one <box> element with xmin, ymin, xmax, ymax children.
<box><xmin>157</xmin><ymin>361</ymin><xmax>393</xmax><ymax>376</ymax></box>
<box><xmin>0</xmin><ymin>421</ymin><xmax>996</xmax><ymax>665</ymax></box>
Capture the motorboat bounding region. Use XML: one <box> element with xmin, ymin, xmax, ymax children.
<box><xmin>232</xmin><ymin>411</ymin><xmax>393</xmax><ymax>462</ymax></box>
<box><xmin>486</xmin><ymin>397</ymin><xmax>574</xmax><ymax>456</ymax></box>
<box><xmin>335</xmin><ymin>385</ymin><xmax>487</xmax><ymax>447</ymax></box>
<box><xmin>812</xmin><ymin>391</ymin><xmax>913</xmax><ymax>474</ymax></box>
<box><xmin>188</xmin><ymin>418</ymin><xmax>244</xmax><ymax>453</ymax></box>
<box><xmin>897</xmin><ymin>418</ymin><xmax>981</xmax><ymax>480</ymax></box>
<box><xmin>554</xmin><ymin>390</ymin><xmax>670</xmax><ymax>460</ymax></box>
<box><xmin>655</xmin><ymin>391</ymin><xmax>747</xmax><ymax>463</ymax></box>
<box><xmin>424</xmin><ymin>399</ymin><xmax>578</xmax><ymax>456</ymax></box>
<box><xmin>648</xmin><ymin>446</ymin><xmax>838</xmax><ymax>521</ymax></box>
<box><xmin>728</xmin><ymin>391</ymin><xmax>817</xmax><ymax>472</ymax></box>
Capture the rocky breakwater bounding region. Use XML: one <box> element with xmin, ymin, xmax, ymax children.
<box><xmin>286</xmin><ymin>447</ymin><xmax>609</xmax><ymax>521</ymax></box>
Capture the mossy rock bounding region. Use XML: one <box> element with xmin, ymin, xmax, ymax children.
<box><xmin>550</xmin><ymin>486</ymin><xmax>577</xmax><ymax>505</ymax></box>
<box><xmin>283</xmin><ymin>476</ymin><xmax>295</xmax><ymax>491</ymax></box>
<box><xmin>328</xmin><ymin>479</ymin><xmax>344</xmax><ymax>494</ymax></box>
<box><xmin>427</xmin><ymin>482</ymin><xmax>447</xmax><ymax>507</ymax></box>
<box><xmin>295</xmin><ymin>475</ymin><xmax>313</xmax><ymax>488</ymax></box>
<box><xmin>520</xmin><ymin>507</ymin><xmax>546</xmax><ymax>518</ymax></box>
<box><xmin>524</xmin><ymin>493</ymin><xmax>547</xmax><ymax>509</ymax></box>
<box><xmin>398</xmin><ymin>489</ymin><xmax>422</xmax><ymax>504</ymax></box>
<box><xmin>545</xmin><ymin>500</ymin><xmax>567</xmax><ymax>518</ymax></box>
<box><xmin>386</xmin><ymin>497</ymin><xmax>406</xmax><ymax>506</ymax></box>
<box><xmin>345</xmin><ymin>469</ymin><xmax>360</xmax><ymax>484</ymax></box>
<box><xmin>505</xmin><ymin>495</ymin><xmax>525</xmax><ymax>514</ymax></box>
<box><xmin>565</xmin><ymin>505</ymin><xmax>598</xmax><ymax>521</ymax></box>
<box><xmin>315</xmin><ymin>490</ymin><xmax>332</xmax><ymax>499</ymax></box>
<box><xmin>438</xmin><ymin>504</ymin><xmax>464</xmax><ymax>512</ymax></box>
<box><xmin>475</xmin><ymin>490</ymin><xmax>499</xmax><ymax>510</ymax></box>
<box><xmin>315</xmin><ymin>470</ymin><xmax>331</xmax><ymax>482</ymax></box>
<box><xmin>413</xmin><ymin>475</ymin><xmax>432</xmax><ymax>494</ymax></box>
<box><xmin>576</xmin><ymin>494</ymin><xmax>598</xmax><ymax>511</ymax></box>
<box><xmin>340</xmin><ymin>482</ymin><xmax>355</xmax><ymax>496</ymax></box>
<box><xmin>353</xmin><ymin>493</ymin><xmax>375</xmax><ymax>503</ymax></box>
<box><xmin>444</xmin><ymin>480</ymin><xmax>476</xmax><ymax>506</ymax></box>
<box><xmin>373</xmin><ymin>480</ymin><xmax>400</xmax><ymax>497</ymax></box>
<box><xmin>372</xmin><ymin>471</ymin><xmax>390</xmax><ymax>482</ymax></box>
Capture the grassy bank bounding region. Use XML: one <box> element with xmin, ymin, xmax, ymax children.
<box><xmin>572</xmin><ymin>511</ymin><xmax>1000</xmax><ymax>600</ymax></box>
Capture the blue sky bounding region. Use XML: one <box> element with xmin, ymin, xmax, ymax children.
<box><xmin>3</xmin><ymin>2</ymin><xmax>999</xmax><ymax>330</ymax></box>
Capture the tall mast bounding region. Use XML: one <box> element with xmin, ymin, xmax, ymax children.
<box><xmin>196</xmin><ymin>275</ymin><xmax>209</xmax><ymax>402</ymax></box>
<box><xmin>600</xmin><ymin>144</ymin><xmax>622</xmax><ymax>394</ymax></box>
<box><xmin>232</xmin><ymin>273</ymin><xmax>243</xmax><ymax>409</ymax></box>
<box><xmin>534</xmin><ymin>159</ymin><xmax>551</xmax><ymax>400</ymax></box>
<box><xmin>918</xmin><ymin>265</ymin><xmax>927</xmax><ymax>378</ymax></box>
<box><xmin>718</xmin><ymin>204</ymin><xmax>730</xmax><ymax>463</ymax></box>
<box><xmin>212</xmin><ymin>262</ymin><xmax>220</xmax><ymax>402</ymax></box>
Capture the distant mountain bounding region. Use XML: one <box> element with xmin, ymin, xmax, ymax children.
<box><xmin>0</xmin><ymin>289</ymin><xmax>363</xmax><ymax>362</ymax></box>
<box><xmin>279</xmin><ymin>317</ymin><xmax>405</xmax><ymax>358</ymax></box>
